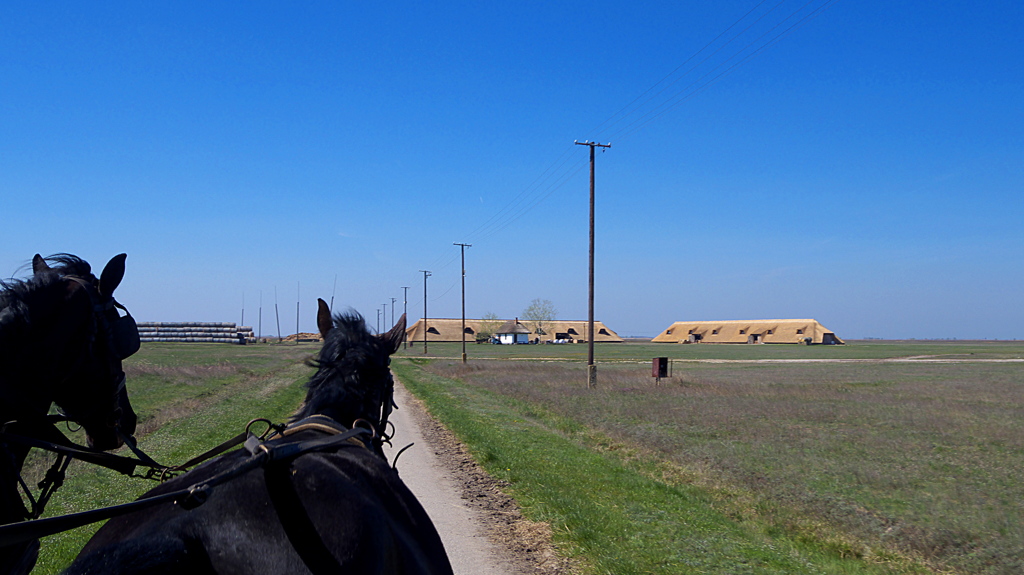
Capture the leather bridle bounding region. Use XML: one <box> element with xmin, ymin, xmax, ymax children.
<box><xmin>0</xmin><ymin>415</ymin><xmax>375</xmax><ymax>547</ymax></box>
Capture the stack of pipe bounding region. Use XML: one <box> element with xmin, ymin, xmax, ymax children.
<box><xmin>137</xmin><ymin>322</ymin><xmax>256</xmax><ymax>344</ymax></box>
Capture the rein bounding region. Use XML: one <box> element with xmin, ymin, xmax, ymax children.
<box><xmin>0</xmin><ymin>411</ymin><xmax>266</xmax><ymax>513</ymax></box>
<box><xmin>0</xmin><ymin>410</ymin><xmax>249</xmax><ymax>523</ymax></box>
<box><xmin>0</xmin><ymin>417</ymin><xmax>171</xmax><ymax>526</ymax></box>
<box><xmin>0</xmin><ymin>415</ymin><xmax>373</xmax><ymax>547</ymax></box>
<box><xmin>0</xmin><ymin>273</ymin><xmax>147</xmax><ymax>522</ymax></box>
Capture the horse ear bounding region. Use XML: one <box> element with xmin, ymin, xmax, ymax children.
<box><xmin>99</xmin><ymin>254</ymin><xmax>128</xmax><ymax>298</ymax></box>
<box><xmin>317</xmin><ymin>298</ymin><xmax>333</xmax><ymax>340</ymax></box>
<box><xmin>32</xmin><ymin>254</ymin><xmax>50</xmax><ymax>275</ymax></box>
<box><xmin>382</xmin><ymin>313</ymin><xmax>406</xmax><ymax>355</ymax></box>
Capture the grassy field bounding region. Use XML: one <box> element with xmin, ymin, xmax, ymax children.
<box><xmin>395</xmin><ymin>339</ymin><xmax>1024</xmax><ymax>361</ymax></box>
<box><xmin>396</xmin><ymin>340</ymin><xmax>1024</xmax><ymax>574</ymax></box>
<box><xmin>27</xmin><ymin>342</ymin><xmax>320</xmax><ymax>574</ymax></box>
<box><xmin>21</xmin><ymin>339</ymin><xmax>1024</xmax><ymax>574</ymax></box>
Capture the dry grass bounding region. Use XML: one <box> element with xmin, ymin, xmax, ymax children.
<box><xmin>124</xmin><ymin>362</ymin><xmax>242</xmax><ymax>385</ymax></box>
<box><xmin>422</xmin><ymin>358</ymin><xmax>1024</xmax><ymax>574</ymax></box>
<box><xmin>29</xmin><ymin>343</ymin><xmax>314</xmax><ymax>574</ymax></box>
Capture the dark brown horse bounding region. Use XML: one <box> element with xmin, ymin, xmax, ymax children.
<box><xmin>65</xmin><ymin>299</ymin><xmax>452</xmax><ymax>575</ymax></box>
<box><xmin>0</xmin><ymin>253</ymin><xmax>139</xmax><ymax>575</ymax></box>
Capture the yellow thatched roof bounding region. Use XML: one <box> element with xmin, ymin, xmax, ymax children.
<box><xmin>405</xmin><ymin>318</ymin><xmax>624</xmax><ymax>343</ymax></box>
<box><xmin>495</xmin><ymin>319</ymin><xmax>531</xmax><ymax>335</ymax></box>
<box><xmin>652</xmin><ymin>319</ymin><xmax>843</xmax><ymax>344</ymax></box>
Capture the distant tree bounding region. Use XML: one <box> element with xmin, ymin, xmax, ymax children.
<box><xmin>522</xmin><ymin>299</ymin><xmax>557</xmax><ymax>336</ymax></box>
<box><xmin>477</xmin><ymin>312</ymin><xmax>502</xmax><ymax>343</ymax></box>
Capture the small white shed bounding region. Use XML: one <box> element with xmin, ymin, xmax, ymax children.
<box><xmin>495</xmin><ymin>319</ymin><xmax>531</xmax><ymax>344</ymax></box>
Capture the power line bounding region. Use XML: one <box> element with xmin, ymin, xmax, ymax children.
<box><xmin>462</xmin><ymin>145</ymin><xmax>580</xmax><ymax>242</ymax></box>
<box><xmin>609</xmin><ymin>0</ymin><xmax>842</xmax><ymax>142</ymax></box>
<box><xmin>471</xmin><ymin>157</ymin><xmax>590</xmax><ymax>244</ymax></box>
<box><xmin>408</xmin><ymin>0</ymin><xmax>842</xmax><ymax>305</ymax></box>
<box><xmin>586</xmin><ymin>0</ymin><xmax>777</xmax><ymax>140</ymax></box>
<box><xmin>466</xmin><ymin>0</ymin><xmax>841</xmax><ymax>249</ymax></box>
<box><xmin>430</xmin><ymin>279</ymin><xmax>459</xmax><ymax>303</ymax></box>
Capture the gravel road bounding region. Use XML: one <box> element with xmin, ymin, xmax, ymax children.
<box><xmin>383</xmin><ymin>379</ymin><xmax>571</xmax><ymax>575</ymax></box>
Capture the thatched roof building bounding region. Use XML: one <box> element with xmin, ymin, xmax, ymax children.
<box><xmin>494</xmin><ymin>319</ymin><xmax>532</xmax><ymax>335</ymax></box>
<box><xmin>652</xmin><ymin>319</ymin><xmax>843</xmax><ymax>345</ymax></box>
<box><xmin>405</xmin><ymin>318</ymin><xmax>624</xmax><ymax>343</ymax></box>
<box><xmin>495</xmin><ymin>319</ymin><xmax>531</xmax><ymax>344</ymax></box>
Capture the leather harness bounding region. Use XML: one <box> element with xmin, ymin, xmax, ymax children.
<box><xmin>0</xmin><ymin>415</ymin><xmax>374</xmax><ymax>547</ymax></box>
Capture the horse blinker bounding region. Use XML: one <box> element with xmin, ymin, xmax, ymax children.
<box><xmin>108</xmin><ymin>310</ymin><xmax>140</xmax><ymax>360</ymax></box>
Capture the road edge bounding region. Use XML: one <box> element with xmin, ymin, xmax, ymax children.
<box><xmin>391</xmin><ymin>377</ymin><xmax>577</xmax><ymax>575</ymax></box>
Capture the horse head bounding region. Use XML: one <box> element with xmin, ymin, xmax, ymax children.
<box><xmin>291</xmin><ymin>299</ymin><xmax>406</xmax><ymax>457</ymax></box>
<box><xmin>31</xmin><ymin>253</ymin><xmax>139</xmax><ymax>450</ymax></box>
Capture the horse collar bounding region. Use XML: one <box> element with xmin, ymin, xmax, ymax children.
<box><xmin>278</xmin><ymin>415</ymin><xmax>349</xmax><ymax>438</ymax></box>
<box><xmin>274</xmin><ymin>415</ymin><xmax>376</xmax><ymax>449</ymax></box>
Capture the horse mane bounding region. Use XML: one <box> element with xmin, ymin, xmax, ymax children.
<box><xmin>291</xmin><ymin>311</ymin><xmax>388</xmax><ymax>425</ymax></box>
<box><xmin>38</xmin><ymin>254</ymin><xmax>93</xmax><ymax>277</ymax></box>
<box><xmin>0</xmin><ymin>254</ymin><xmax>94</xmax><ymax>353</ymax></box>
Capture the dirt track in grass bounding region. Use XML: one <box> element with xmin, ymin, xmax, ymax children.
<box><xmin>389</xmin><ymin>379</ymin><xmax>576</xmax><ymax>575</ymax></box>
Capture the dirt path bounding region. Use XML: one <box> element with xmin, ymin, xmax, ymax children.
<box><xmin>383</xmin><ymin>379</ymin><xmax>573</xmax><ymax>575</ymax></box>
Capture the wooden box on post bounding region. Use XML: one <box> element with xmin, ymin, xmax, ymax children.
<box><xmin>652</xmin><ymin>357</ymin><xmax>669</xmax><ymax>384</ymax></box>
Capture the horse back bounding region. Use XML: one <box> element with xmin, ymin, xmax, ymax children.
<box><xmin>66</xmin><ymin>436</ymin><xmax>452</xmax><ymax>575</ymax></box>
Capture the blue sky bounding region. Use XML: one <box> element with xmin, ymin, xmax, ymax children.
<box><xmin>2</xmin><ymin>1</ymin><xmax>1022</xmax><ymax>339</ymax></box>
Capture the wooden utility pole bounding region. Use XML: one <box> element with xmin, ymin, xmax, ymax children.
<box><xmin>401</xmin><ymin>286</ymin><xmax>410</xmax><ymax>348</ymax></box>
<box><xmin>274</xmin><ymin>286</ymin><xmax>281</xmax><ymax>342</ymax></box>
<box><xmin>330</xmin><ymin>274</ymin><xmax>337</xmax><ymax>312</ymax></box>
<box><xmin>419</xmin><ymin>271</ymin><xmax>431</xmax><ymax>354</ymax></box>
<box><xmin>575</xmin><ymin>140</ymin><xmax>611</xmax><ymax>388</ymax></box>
<box><xmin>454</xmin><ymin>243</ymin><xmax>472</xmax><ymax>364</ymax></box>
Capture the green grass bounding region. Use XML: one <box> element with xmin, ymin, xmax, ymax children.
<box><xmin>23</xmin><ymin>340</ymin><xmax>1024</xmax><ymax>574</ymax></box>
<box><xmin>398</xmin><ymin>347</ymin><xmax>1024</xmax><ymax>574</ymax></box>
<box><xmin>29</xmin><ymin>342</ymin><xmax>317</xmax><ymax>574</ymax></box>
<box><xmin>394</xmin><ymin>360</ymin><xmax>938</xmax><ymax>574</ymax></box>
<box><xmin>396</xmin><ymin>339</ymin><xmax>1024</xmax><ymax>362</ymax></box>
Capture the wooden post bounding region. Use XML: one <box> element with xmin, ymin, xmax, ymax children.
<box><xmin>454</xmin><ymin>243</ymin><xmax>471</xmax><ymax>364</ymax></box>
<box><xmin>420</xmin><ymin>270</ymin><xmax>431</xmax><ymax>354</ymax></box>
<box><xmin>575</xmin><ymin>140</ymin><xmax>611</xmax><ymax>388</ymax></box>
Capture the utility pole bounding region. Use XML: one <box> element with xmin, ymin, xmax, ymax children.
<box><xmin>454</xmin><ymin>243</ymin><xmax>472</xmax><ymax>364</ymax></box>
<box><xmin>419</xmin><ymin>271</ymin><xmax>431</xmax><ymax>354</ymax></box>
<box><xmin>575</xmin><ymin>140</ymin><xmax>611</xmax><ymax>389</ymax></box>
<box><xmin>330</xmin><ymin>274</ymin><xmax>337</xmax><ymax>312</ymax></box>
<box><xmin>274</xmin><ymin>286</ymin><xmax>281</xmax><ymax>342</ymax></box>
<box><xmin>390</xmin><ymin>297</ymin><xmax>397</xmax><ymax>327</ymax></box>
<box><xmin>401</xmin><ymin>287</ymin><xmax>410</xmax><ymax>348</ymax></box>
